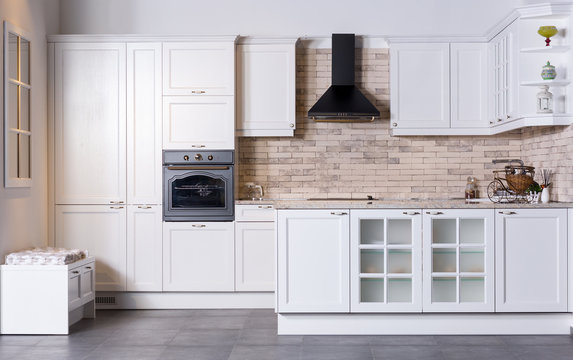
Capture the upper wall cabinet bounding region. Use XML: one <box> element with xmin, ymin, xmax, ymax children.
<box><xmin>390</xmin><ymin>42</ymin><xmax>488</xmax><ymax>135</ymax></box>
<box><xmin>54</xmin><ymin>43</ymin><xmax>127</xmax><ymax>205</ymax></box>
<box><xmin>162</xmin><ymin>41</ymin><xmax>235</xmax><ymax>96</ymax></box>
<box><xmin>236</xmin><ymin>39</ymin><xmax>297</xmax><ymax>137</ymax></box>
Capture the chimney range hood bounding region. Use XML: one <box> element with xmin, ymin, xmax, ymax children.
<box><xmin>308</xmin><ymin>34</ymin><xmax>380</xmax><ymax>122</ymax></box>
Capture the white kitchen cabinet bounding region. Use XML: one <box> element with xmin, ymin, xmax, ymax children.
<box><xmin>162</xmin><ymin>41</ymin><xmax>235</xmax><ymax>96</ymax></box>
<box><xmin>55</xmin><ymin>205</ymin><xmax>127</xmax><ymax>292</ymax></box>
<box><xmin>390</xmin><ymin>43</ymin><xmax>450</xmax><ymax>129</ymax></box>
<box><xmin>450</xmin><ymin>43</ymin><xmax>488</xmax><ymax>128</ymax></box>
<box><xmin>54</xmin><ymin>43</ymin><xmax>126</xmax><ymax>205</ymax></box>
<box><xmin>277</xmin><ymin>209</ymin><xmax>350</xmax><ymax>313</ymax></box>
<box><xmin>423</xmin><ymin>209</ymin><xmax>495</xmax><ymax>312</ymax></box>
<box><xmin>236</xmin><ymin>41</ymin><xmax>296</xmax><ymax>136</ymax></box>
<box><xmin>490</xmin><ymin>20</ymin><xmax>519</xmax><ymax>126</ymax></box>
<box><xmin>350</xmin><ymin>209</ymin><xmax>422</xmax><ymax>312</ymax></box>
<box><xmin>163</xmin><ymin>222</ymin><xmax>234</xmax><ymax>292</ymax></box>
<box><xmin>163</xmin><ymin>96</ymin><xmax>234</xmax><ymax>150</ymax></box>
<box><xmin>235</xmin><ymin>222</ymin><xmax>275</xmax><ymax>291</ymax></box>
<box><xmin>496</xmin><ymin>208</ymin><xmax>567</xmax><ymax>312</ymax></box>
<box><xmin>127</xmin><ymin>205</ymin><xmax>162</xmax><ymax>292</ymax></box>
<box><xmin>127</xmin><ymin>43</ymin><xmax>162</xmax><ymax>205</ymax></box>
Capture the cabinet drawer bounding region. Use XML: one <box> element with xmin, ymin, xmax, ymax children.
<box><xmin>80</xmin><ymin>263</ymin><xmax>95</xmax><ymax>304</ymax></box>
<box><xmin>235</xmin><ymin>204</ymin><xmax>275</xmax><ymax>222</ymax></box>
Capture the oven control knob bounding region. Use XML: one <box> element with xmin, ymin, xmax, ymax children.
<box><xmin>194</xmin><ymin>154</ymin><xmax>203</xmax><ymax>161</ymax></box>
<box><xmin>183</xmin><ymin>155</ymin><xmax>189</xmax><ymax>161</ymax></box>
<box><xmin>208</xmin><ymin>155</ymin><xmax>213</xmax><ymax>161</ymax></box>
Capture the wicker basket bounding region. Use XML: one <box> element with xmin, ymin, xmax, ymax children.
<box><xmin>506</xmin><ymin>174</ymin><xmax>534</xmax><ymax>193</ymax></box>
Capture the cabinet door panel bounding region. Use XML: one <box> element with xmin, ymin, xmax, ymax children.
<box><xmin>163</xmin><ymin>96</ymin><xmax>234</xmax><ymax>150</ymax></box>
<box><xmin>55</xmin><ymin>205</ymin><xmax>126</xmax><ymax>291</ymax></box>
<box><xmin>127</xmin><ymin>205</ymin><xmax>162</xmax><ymax>292</ymax></box>
<box><xmin>496</xmin><ymin>209</ymin><xmax>567</xmax><ymax>312</ymax></box>
<box><xmin>235</xmin><ymin>222</ymin><xmax>275</xmax><ymax>291</ymax></box>
<box><xmin>390</xmin><ymin>43</ymin><xmax>450</xmax><ymax>129</ymax></box>
<box><xmin>451</xmin><ymin>43</ymin><xmax>488</xmax><ymax>128</ymax></box>
<box><xmin>277</xmin><ymin>210</ymin><xmax>350</xmax><ymax>313</ymax></box>
<box><xmin>127</xmin><ymin>43</ymin><xmax>162</xmax><ymax>205</ymax></box>
<box><xmin>163</xmin><ymin>42</ymin><xmax>234</xmax><ymax>96</ymax></box>
<box><xmin>54</xmin><ymin>43</ymin><xmax>126</xmax><ymax>204</ymax></box>
<box><xmin>163</xmin><ymin>222</ymin><xmax>234</xmax><ymax>291</ymax></box>
<box><xmin>237</xmin><ymin>44</ymin><xmax>296</xmax><ymax>136</ymax></box>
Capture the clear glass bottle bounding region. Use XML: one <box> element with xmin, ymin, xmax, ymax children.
<box><xmin>465</xmin><ymin>176</ymin><xmax>478</xmax><ymax>200</ymax></box>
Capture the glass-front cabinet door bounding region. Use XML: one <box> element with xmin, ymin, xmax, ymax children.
<box><xmin>422</xmin><ymin>209</ymin><xmax>494</xmax><ymax>312</ymax></box>
<box><xmin>350</xmin><ymin>209</ymin><xmax>422</xmax><ymax>312</ymax></box>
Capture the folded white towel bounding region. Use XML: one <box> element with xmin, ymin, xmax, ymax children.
<box><xmin>5</xmin><ymin>247</ymin><xmax>88</xmax><ymax>265</ymax></box>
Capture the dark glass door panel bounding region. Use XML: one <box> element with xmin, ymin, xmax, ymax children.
<box><xmin>171</xmin><ymin>174</ymin><xmax>227</xmax><ymax>208</ymax></box>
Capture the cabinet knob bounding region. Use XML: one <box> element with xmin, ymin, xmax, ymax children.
<box><xmin>290</xmin><ymin>123</ymin><xmax>295</xmax><ymax>128</ymax></box>
<box><xmin>497</xmin><ymin>118</ymin><xmax>503</xmax><ymax>122</ymax></box>
<box><xmin>402</xmin><ymin>211</ymin><xmax>420</xmax><ymax>215</ymax></box>
<box><xmin>507</xmin><ymin>115</ymin><xmax>511</xmax><ymax>119</ymax></box>
<box><xmin>498</xmin><ymin>211</ymin><xmax>516</xmax><ymax>215</ymax></box>
<box><xmin>192</xmin><ymin>224</ymin><xmax>206</xmax><ymax>228</ymax></box>
<box><xmin>489</xmin><ymin>121</ymin><xmax>494</xmax><ymax>125</ymax></box>
<box><xmin>392</xmin><ymin>123</ymin><xmax>397</xmax><ymax>127</ymax></box>
<box><xmin>425</xmin><ymin>211</ymin><xmax>443</xmax><ymax>215</ymax></box>
<box><xmin>330</xmin><ymin>211</ymin><xmax>348</xmax><ymax>216</ymax></box>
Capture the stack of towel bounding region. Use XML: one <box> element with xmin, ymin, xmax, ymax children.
<box><xmin>5</xmin><ymin>248</ymin><xmax>88</xmax><ymax>265</ymax></box>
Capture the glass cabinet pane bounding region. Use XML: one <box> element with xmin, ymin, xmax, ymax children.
<box><xmin>8</xmin><ymin>83</ymin><xmax>18</xmax><ymax>130</ymax></box>
<box><xmin>8</xmin><ymin>33</ymin><xmax>18</xmax><ymax>80</ymax></box>
<box><xmin>18</xmin><ymin>134</ymin><xmax>30</xmax><ymax>178</ymax></box>
<box><xmin>460</xmin><ymin>219</ymin><xmax>484</xmax><ymax>244</ymax></box>
<box><xmin>388</xmin><ymin>250</ymin><xmax>412</xmax><ymax>274</ymax></box>
<box><xmin>432</xmin><ymin>277</ymin><xmax>456</xmax><ymax>303</ymax></box>
<box><xmin>432</xmin><ymin>219</ymin><xmax>456</xmax><ymax>244</ymax></box>
<box><xmin>361</xmin><ymin>250</ymin><xmax>384</xmax><ymax>274</ymax></box>
<box><xmin>20</xmin><ymin>87</ymin><xmax>30</xmax><ymax>131</ymax></box>
<box><xmin>387</xmin><ymin>219</ymin><xmax>411</xmax><ymax>244</ymax></box>
<box><xmin>20</xmin><ymin>38</ymin><xmax>30</xmax><ymax>84</ymax></box>
<box><xmin>7</xmin><ymin>132</ymin><xmax>18</xmax><ymax>178</ymax></box>
<box><xmin>360</xmin><ymin>219</ymin><xmax>384</xmax><ymax>244</ymax></box>
<box><xmin>432</xmin><ymin>249</ymin><xmax>456</xmax><ymax>273</ymax></box>
<box><xmin>361</xmin><ymin>278</ymin><xmax>384</xmax><ymax>303</ymax></box>
<box><xmin>460</xmin><ymin>277</ymin><xmax>485</xmax><ymax>303</ymax></box>
<box><xmin>388</xmin><ymin>278</ymin><xmax>412</xmax><ymax>303</ymax></box>
<box><xmin>460</xmin><ymin>250</ymin><xmax>484</xmax><ymax>273</ymax></box>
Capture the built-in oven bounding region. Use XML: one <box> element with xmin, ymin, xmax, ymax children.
<box><xmin>163</xmin><ymin>150</ymin><xmax>234</xmax><ymax>221</ymax></box>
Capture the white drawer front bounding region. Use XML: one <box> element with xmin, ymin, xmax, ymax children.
<box><xmin>235</xmin><ymin>204</ymin><xmax>275</xmax><ymax>222</ymax></box>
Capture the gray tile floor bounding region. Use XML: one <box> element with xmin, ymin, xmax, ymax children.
<box><xmin>1</xmin><ymin>309</ymin><xmax>573</xmax><ymax>359</ymax></box>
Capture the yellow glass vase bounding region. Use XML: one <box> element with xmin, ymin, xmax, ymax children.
<box><xmin>538</xmin><ymin>26</ymin><xmax>558</xmax><ymax>46</ymax></box>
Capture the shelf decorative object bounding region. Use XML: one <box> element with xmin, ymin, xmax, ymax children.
<box><xmin>536</xmin><ymin>85</ymin><xmax>553</xmax><ymax>113</ymax></box>
<box><xmin>541</xmin><ymin>61</ymin><xmax>556</xmax><ymax>80</ymax></box>
<box><xmin>538</xmin><ymin>26</ymin><xmax>558</xmax><ymax>47</ymax></box>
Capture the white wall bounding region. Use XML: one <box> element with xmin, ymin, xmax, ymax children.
<box><xmin>59</xmin><ymin>0</ymin><xmax>521</xmax><ymax>37</ymax></box>
<box><xmin>0</xmin><ymin>0</ymin><xmax>59</xmax><ymax>258</ymax></box>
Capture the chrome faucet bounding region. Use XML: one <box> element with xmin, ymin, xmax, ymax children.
<box><xmin>246</xmin><ymin>183</ymin><xmax>264</xmax><ymax>200</ymax></box>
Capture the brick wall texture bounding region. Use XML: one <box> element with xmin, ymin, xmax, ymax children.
<box><xmin>238</xmin><ymin>47</ymin><xmax>571</xmax><ymax>201</ymax></box>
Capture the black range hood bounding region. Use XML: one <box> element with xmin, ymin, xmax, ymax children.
<box><xmin>308</xmin><ymin>34</ymin><xmax>380</xmax><ymax>122</ymax></box>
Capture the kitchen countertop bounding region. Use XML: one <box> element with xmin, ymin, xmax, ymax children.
<box><xmin>236</xmin><ymin>198</ymin><xmax>573</xmax><ymax>209</ymax></box>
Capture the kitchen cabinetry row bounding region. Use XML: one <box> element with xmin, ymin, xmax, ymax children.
<box><xmin>389</xmin><ymin>4</ymin><xmax>573</xmax><ymax>135</ymax></box>
<box><xmin>277</xmin><ymin>208</ymin><xmax>568</xmax><ymax>313</ymax></box>
<box><xmin>55</xmin><ymin>205</ymin><xmax>275</xmax><ymax>293</ymax></box>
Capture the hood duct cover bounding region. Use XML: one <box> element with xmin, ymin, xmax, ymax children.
<box><xmin>308</xmin><ymin>34</ymin><xmax>380</xmax><ymax>122</ymax></box>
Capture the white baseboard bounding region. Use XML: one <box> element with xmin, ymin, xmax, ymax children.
<box><xmin>96</xmin><ymin>292</ymin><xmax>275</xmax><ymax>310</ymax></box>
<box><xmin>278</xmin><ymin>313</ymin><xmax>573</xmax><ymax>335</ymax></box>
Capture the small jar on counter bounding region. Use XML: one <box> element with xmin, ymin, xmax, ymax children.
<box><xmin>465</xmin><ymin>176</ymin><xmax>478</xmax><ymax>200</ymax></box>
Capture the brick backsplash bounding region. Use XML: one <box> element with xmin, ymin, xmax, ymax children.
<box><xmin>238</xmin><ymin>47</ymin><xmax>569</xmax><ymax>201</ymax></box>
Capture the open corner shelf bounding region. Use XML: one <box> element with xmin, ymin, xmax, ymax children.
<box><xmin>520</xmin><ymin>45</ymin><xmax>570</xmax><ymax>53</ymax></box>
<box><xmin>520</xmin><ymin>79</ymin><xmax>571</xmax><ymax>87</ymax></box>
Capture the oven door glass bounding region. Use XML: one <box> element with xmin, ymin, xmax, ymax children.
<box><xmin>171</xmin><ymin>174</ymin><xmax>227</xmax><ymax>208</ymax></box>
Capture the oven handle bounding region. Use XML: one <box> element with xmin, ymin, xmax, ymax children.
<box><xmin>166</xmin><ymin>166</ymin><xmax>231</xmax><ymax>171</ymax></box>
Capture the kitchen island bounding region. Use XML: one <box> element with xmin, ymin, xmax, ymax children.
<box><xmin>238</xmin><ymin>199</ymin><xmax>573</xmax><ymax>335</ymax></box>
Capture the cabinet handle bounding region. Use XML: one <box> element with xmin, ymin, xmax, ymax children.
<box><xmin>71</xmin><ymin>271</ymin><xmax>80</xmax><ymax>274</ymax></box>
<box><xmin>191</xmin><ymin>144</ymin><xmax>206</xmax><ymax>148</ymax></box>
<box><xmin>192</xmin><ymin>224</ymin><xmax>206</xmax><ymax>228</ymax></box>
<box><xmin>110</xmin><ymin>201</ymin><xmax>124</xmax><ymax>204</ymax></box>
<box><xmin>489</xmin><ymin>121</ymin><xmax>494</xmax><ymax>125</ymax></box>
<box><xmin>402</xmin><ymin>211</ymin><xmax>420</xmax><ymax>215</ymax></box>
<box><xmin>84</xmin><ymin>266</ymin><xmax>92</xmax><ymax>270</ymax></box>
<box><xmin>110</xmin><ymin>206</ymin><xmax>124</xmax><ymax>209</ymax></box>
<box><xmin>257</xmin><ymin>205</ymin><xmax>273</xmax><ymax>209</ymax></box>
<box><xmin>191</xmin><ymin>90</ymin><xmax>206</xmax><ymax>94</ymax></box>
<box><xmin>392</xmin><ymin>123</ymin><xmax>397</xmax><ymax>127</ymax></box>
<box><xmin>137</xmin><ymin>205</ymin><xmax>152</xmax><ymax>209</ymax></box>
<box><xmin>497</xmin><ymin>118</ymin><xmax>503</xmax><ymax>122</ymax></box>
<box><xmin>507</xmin><ymin>115</ymin><xmax>511</xmax><ymax>119</ymax></box>
<box><xmin>498</xmin><ymin>211</ymin><xmax>516</xmax><ymax>215</ymax></box>
<box><xmin>330</xmin><ymin>212</ymin><xmax>348</xmax><ymax>216</ymax></box>
<box><xmin>290</xmin><ymin>123</ymin><xmax>295</xmax><ymax>128</ymax></box>
<box><xmin>425</xmin><ymin>211</ymin><xmax>443</xmax><ymax>215</ymax></box>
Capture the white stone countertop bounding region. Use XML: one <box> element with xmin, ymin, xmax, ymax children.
<box><xmin>235</xmin><ymin>198</ymin><xmax>573</xmax><ymax>209</ymax></box>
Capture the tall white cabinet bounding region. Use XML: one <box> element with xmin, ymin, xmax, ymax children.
<box><xmin>52</xmin><ymin>40</ymin><xmax>163</xmax><ymax>292</ymax></box>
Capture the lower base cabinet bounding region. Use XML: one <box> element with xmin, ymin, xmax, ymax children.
<box><xmin>163</xmin><ymin>222</ymin><xmax>235</xmax><ymax>291</ymax></box>
<box><xmin>496</xmin><ymin>208</ymin><xmax>568</xmax><ymax>312</ymax></box>
<box><xmin>235</xmin><ymin>221</ymin><xmax>275</xmax><ymax>291</ymax></box>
